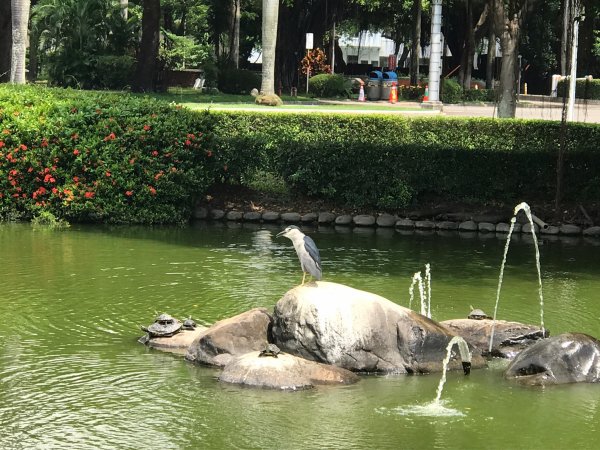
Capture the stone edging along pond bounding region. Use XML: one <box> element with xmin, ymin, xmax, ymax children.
<box><xmin>193</xmin><ymin>206</ymin><xmax>600</xmax><ymax>240</ymax></box>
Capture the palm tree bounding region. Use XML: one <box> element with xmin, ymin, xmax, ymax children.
<box><xmin>260</xmin><ymin>0</ymin><xmax>279</xmax><ymax>95</ymax></box>
<box><xmin>10</xmin><ymin>0</ymin><xmax>31</xmax><ymax>84</ymax></box>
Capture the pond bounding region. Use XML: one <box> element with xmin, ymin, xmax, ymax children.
<box><xmin>1</xmin><ymin>222</ymin><xmax>600</xmax><ymax>449</ymax></box>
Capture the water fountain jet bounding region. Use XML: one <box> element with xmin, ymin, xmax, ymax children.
<box><xmin>434</xmin><ymin>336</ymin><xmax>472</xmax><ymax>404</ymax></box>
<box><xmin>488</xmin><ymin>202</ymin><xmax>546</xmax><ymax>353</ymax></box>
<box><xmin>408</xmin><ymin>264</ymin><xmax>432</xmax><ymax>318</ymax></box>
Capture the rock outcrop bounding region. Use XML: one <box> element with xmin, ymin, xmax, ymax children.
<box><xmin>219</xmin><ymin>351</ymin><xmax>359</xmax><ymax>390</ymax></box>
<box><xmin>504</xmin><ymin>333</ymin><xmax>600</xmax><ymax>385</ymax></box>
<box><xmin>271</xmin><ymin>281</ymin><xmax>485</xmax><ymax>373</ymax></box>
<box><xmin>440</xmin><ymin>318</ymin><xmax>547</xmax><ymax>358</ymax></box>
<box><xmin>139</xmin><ymin>326</ymin><xmax>208</xmax><ymax>355</ymax></box>
<box><xmin>186</xmin><ymin>308</ymin><xmax>272</xmax><ymax>367</ymax></box>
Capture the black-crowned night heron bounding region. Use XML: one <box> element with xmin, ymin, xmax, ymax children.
<box><xmin>276</xmin><ymin>225</ymin><xmax>322</xmax><ymax>284</ymax></box>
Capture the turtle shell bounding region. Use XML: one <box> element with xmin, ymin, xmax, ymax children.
<box><xmin>182</xmin><ymin>317</ymin><xmax>196</xmax><ymax>330</ymax></box>
<box><xmin>468</xmin><ymin>308</ymin><xmax>491</xmax><ymax>320</ymax></box>
<box><xmin>144</xmin><ymin>313</ymin><xmax>182</xmax><ymax>337</ymax></box>
<box><xmin>259</xmin><ymin>343</ymin><xmax>281</xmax><ymax>357</ymax></box>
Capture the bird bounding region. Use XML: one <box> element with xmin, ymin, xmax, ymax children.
<box><xmin>276</xmin><ymin>225</ymin><xmax>322</xmax><ymax>285</ymax></box>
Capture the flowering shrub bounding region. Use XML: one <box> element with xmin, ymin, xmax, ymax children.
<box><xmin>0</xmin><ymin>85</ymin><xmax>218</xmax><ymax>224</ymax></box>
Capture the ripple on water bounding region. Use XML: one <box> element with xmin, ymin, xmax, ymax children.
<box><xmin>376</xmin><ymin>400</ymin><xmax>466</xmax><ymax>418</ymax></box>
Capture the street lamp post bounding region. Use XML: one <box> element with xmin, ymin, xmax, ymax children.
<box><xmin>424</xmin><ymin>0</ymin><xmax>443</xmax><ymax>107</ymax></box>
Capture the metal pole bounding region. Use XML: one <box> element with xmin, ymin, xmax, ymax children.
<box><xmin>427</xmin><ymin>0</ymin><xmax>443</xmax><ymax>104</ymax></box>
<box><xmin>567</xmin><ymin>1</ymin><xmax>580</xmax><ymax>122</ymax></box>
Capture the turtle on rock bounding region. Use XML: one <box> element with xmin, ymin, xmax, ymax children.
<box><xmin>258</xmin><ymin>343</ymin><xmax>281</xmax><ymax>358</ymax></box>
<box><xmin>468</xmin><ymin>306</ymin><xmax>492</xmax><ymax>320</ymax></box>
<box><xmin>141</xmin><ymin>313</ymin><xmax>183</xmax><ymax>338</ymax></box>
<box><xmin>182</xmin><ymin>317</ymin><xmax>197</xmax><ymax>331</ymax></box>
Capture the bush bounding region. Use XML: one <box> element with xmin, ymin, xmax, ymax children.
<box><xmin>308</xmin><ymin>74</ymin><xmax>351</xmax><ymax>98</ymax></box>
<box><xmin>208</xmin><ymin>112</ymin><xmax>600</xmax><ymax>209</ymax></box>
<box><xmin>441</xmin><ymin>78</ymin><xmax>464</xmax><ymax>104</ymax></box>
<box><xmin>557</xmin><ymin>78</ymin><xmax>600</xmax><ymax>100</ymax></box>
<box><xmin>94</xmin><ymin>55</ymin><xmax>136</xmax><ymax>90</ymax></box>
<box><xmin>398</xmin><ymin>85</ymin><xmax>425</xmax><ymax>101</ymax></box>
<box><xmin>463</xmin><ymin>88</ymin><xmax>496</xmax><ymax>102</ymax></box>
<box><xmin>218</xmin><ymin>69</ymin><xmax>261</xmax><ymax>94</ymax></box>
<box><xmin>0</xmin><ymin>85</ymin><xmax>218</xmax><ymax>224</ymax></box>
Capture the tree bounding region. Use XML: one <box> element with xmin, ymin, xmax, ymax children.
<box><xmin>133</xmin><ymin>0</ymin><xmax>161</xmax><ymax>92</ymax></box>
<box><xmin>409</xmin><ymin>0</ymin><xmax>422</xmax><ymax>85</ymax></box>
<box><xmin>260</xmin><ymin>0</ymin><xmax>279</xmax><ymax>95</ymax></box>
<box><xmin>491</xmin><ymin>0</ymin><xmax>538</xmax><ymax>118</ymax></box>
<box><xmin>10</xmin><ymin>0</ymin><xmax>31</xmax><ymax>84</ymax></box>
<box><xmin>0</xmin><ymin>1</ymin><xmax>12</xmax><ymax>82</ymax></box>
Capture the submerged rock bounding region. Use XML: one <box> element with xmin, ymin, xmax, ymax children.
<box><xmin>440</xmin><ymin>318</ymin><xmax>547</xmax><ymax>359</ymax></box>
<box><xmin>219</xmin><ymin>351</ymin><xmax>359</xmax><ymax>390</ymax></box>
<box><xmin>186</xmin><ymin>308</ymin><xmax>272</xmax><ymax>367</ymax></box>
<box><xmin>504</xmin><ymin>333</ymin><xmax>600</xmax><ymax>385</ymax></box>
<box><xmin>271</xmin><ymin>281</ymin><xmax>485</xmax><ymax>374</ymax></box>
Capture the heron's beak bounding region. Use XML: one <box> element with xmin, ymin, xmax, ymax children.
<box><xmin>276</xmin><ymin>230</ymin><xmax>286</xmax><ymax>238</ymax></box>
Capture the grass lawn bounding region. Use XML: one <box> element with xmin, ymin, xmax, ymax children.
<box><xmin>183</xmin><ymin>102</ymin><xmax>421</xmax><ymax>111</ymax></box>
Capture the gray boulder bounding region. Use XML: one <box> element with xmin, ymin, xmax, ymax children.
<box><xmin>440</xmin><ymin>318</ymin><xmax>547</xmax><ymax>359</ymax></box>
<box><xmin>219</xmin><ymin>351</ymin><xmax>359</xmax><ymax>390</ymax></box>
<box><xmin>271</xmin><ymin>281</ymin><xmax>485</xmax><ymax>373</ymax></box>
<box><xmin>186</xmin><ymin>308</ymin><xmax>272</xmax><ymax>367</ymax></box>
<box><xmin>505</xmin><ymin>333</ymin><xmax>600</xmax><ymax>385</ymax></box>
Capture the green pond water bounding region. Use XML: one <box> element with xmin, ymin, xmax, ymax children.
<box><xmin>1</xmin><ymin>222</ymin><xmax>600</xmax><ymax>449</ymax></box>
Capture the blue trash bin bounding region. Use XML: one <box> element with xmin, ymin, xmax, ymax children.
<box><xmin>381</xmin><ymin>71</ymin><xmax>398</xmax><ymax>100</ymax></box>
<box><xmin>366</xmin><ymin>70</ymin><xmax>383</xmax><ymax>101</ymax></box>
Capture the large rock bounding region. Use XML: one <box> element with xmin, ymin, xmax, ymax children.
<box><xmin>219</xmin><ymin>351</ymin><xmax>359</xmax><ymax>390</ymax></box>
<box><xmin>440</xmin><ymin>318</ymin><xmax>547</xmax><ymax>359</ymax></box>
<box><xmin>504</xmin><ymin>333</ymin><xmax>600</xmax><ymax>385</ymax></box>
<box><xmin>271</xmin><ymin>281</ymin><xmax>485</xmax><ymax>373</ymax></box>
<box><xmin>186</xmin><ymin>308</ymin><xmax>272</xmax><ymax>367</ymax></box>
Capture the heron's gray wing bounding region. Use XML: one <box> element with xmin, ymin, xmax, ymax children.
<box><xmin>303</xmin><ymin>235</ymin><xmax>321</xmax><ymax>268</ymax></box>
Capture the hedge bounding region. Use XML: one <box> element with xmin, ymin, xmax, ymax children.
<box><xmin>2</xmin><ymin>86</ymin><xmax>600</xmax><ymax>223</ymax></box>
<box><xmin>209</xmin><ymin>112</ymin><xmax>600</xmax><ymax>209</ymax></box>
<box><xmin>557</xmin><ymin>78</ymin><xmax>600</xmax><ymax>100</ymax></box>
<box><xmin>0</xmin><ymin>85</ymin><xmax>220</xmax><ymax>224</ymax></box>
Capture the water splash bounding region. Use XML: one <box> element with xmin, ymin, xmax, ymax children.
<box><xmin>408</xmin><ymin>264</ymin><xmax>432</xmax><ymax>318</ymax></box>
<box><xmin>377</xmin><ymin>336</ymin><xmax>471</xmax><ymax>418</ymax></box>
<box><xmin>488</xmin><ymin>202</ymin><xmax>546</xmax><ymax>353</ymax></box>
<box><xmin>434</xmin><ymin>336</ymin><xmax>472</xmax><ymax>404</ymax></box>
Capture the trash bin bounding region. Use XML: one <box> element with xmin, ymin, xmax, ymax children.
<box><xmin>381</xmin><ymin>71</ymin><xmax>398</xmax><ymax>100</ymax></box>
<box><xmin>366</xmin><ymin>70</ymin><xmax>383</xmax><ymax>101</ymax></box>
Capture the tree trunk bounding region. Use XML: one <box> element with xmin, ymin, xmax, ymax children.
<box><xmin>409</xmin><ymin>0</ymin><xmax>421</xmax><ymax>85</ymax></box>
<box><xmin>120</xmin><ymin>0</ymin><xmax>128</xmax><ymax>20</ymax></box>
<box><xmin>230</xmin><ymin>0</ymin><xmax>241</xmax><ymax>68</ymax></box>
<box><xmin>486</xmin><ymin>26</ymin><xmax>496</xmax><ymax>89</ymax></box>
<box><xmin>0</xmin><ymin>0</ymin><xmax>12</xmax><ymax>82</ymax></box>
<box><xmin>261</xmin><ymin>0</ymin><xmax>279</xmax><ymax>95</ymax></box>
<box><xmin>27</xmin><ymin>26</ymin><xmax>39</xmax><ymax>81</ymax></box>
<box><xmin>10</xmin><ymin>0</ymin><xmax>30</xmax><ymax>84</ymax></box>
<box><xmin>133</xmin><ymin>0</ymin><xmax>161</xmax><ymax>92</ymax></box>
<box><xmin>491</xmin><ymin>0</ymin><xmax>535</xmax><ymax>118</ymax></box>
<box><xmin>560</xmin><ymin>0</ymin><xmax>569</xmax><ymax>75</ymax></box>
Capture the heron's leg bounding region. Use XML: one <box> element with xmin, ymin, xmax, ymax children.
<box><xmin>301</xmin><ymin>272</ymin><xmax>306</xmax><ymax>285</ymax></box>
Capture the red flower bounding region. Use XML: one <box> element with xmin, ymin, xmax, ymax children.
<box><xmin>84</xmin><ymin>191</ymin><xmax>95</xmax><ymax>199</ymax></box>
<box><xmin>27</xmin><ymin>167</ymin><xmax>33</xmax><ymax>173</ymax></box>
<box><xmin>2</xmin><ymin>129</ymin><xmax>10</xmax><ymax>135</ymax></box>
<box><xmin>19</xmin><ymin>144</ymin><xmax>27</xmax><ymax>151</ymax></box>
<box><xmin>73</xmin><ymin>176</ymin><xmax>79</xmax><ymax>183</ymax></box>
<box><xmin>41</xmin><ymin>139</ymin><xmax>48</xmax><ymax>147</ymax></box>
<box><xmin>148</xmin><ymin>186</ymin><xmax>157</xmax><ymax>196</ymax></box>
<box><xmin>185</xmin><ymin>139</ymin><xmax>192</xmax><ymax>146</ymax></box>
<box><xmin>73</xmin><ymin>149</ymin><xmax>80</xmax><ymax>156</ymax></box>
<box><xmin>154</xmin><ymin>172</ymin><xmax>163</xmax><ymax>180</ymax></box>
<box><xmin>187</xmin><ymin>133</ymin><xmax>195</xmax><ymax>139</ymax></box>
<box><xmin>0</xmin><ymin>141</ymin><xmax>5</xmax><ymax>148</ymax></box>
<box><xmin>71</xmin><ymin>133</ymin><xmax>79</xmax><ymax>140</ymax></box>
<box><xmin>103</xmin><ymin>132</ymin><xmax>116</xmax><ymax>141</ymax></box>
<box><xmin>206</xmin><ymin>150</ymin><xmax>213</xmax><ymax>157</ymax></box>
<box><xmin>51</xmin><ymin>187</ymin><xmax>59</xmax><ymax>194</ymax></box>
<box><xmin>143</xmin><ymin>125</ymin><xmax>151</xmax><ymax>131</ymax></box>
<box><xmin>105</xmin><ymin>171</ymin><xmax>111</xmax><ymax>177</ymax></box>
<box><xmin>129</xmin><ymin>158</ymin><xmax>135</xmax><ymax>164</ymax></box>
<box><xmin>43</xmin><ymin>174</ymin><xmax>54</xmax><ymax>183</ymax></box>
<box><xmin>151</xmin><ymin>150</ymin><xmax>159</xmax><ymax>157</ymax></box>
<box><xmin>125</xmin><ymin>190</ymin><xmax>133</xmax><ymax>197</ymax></box>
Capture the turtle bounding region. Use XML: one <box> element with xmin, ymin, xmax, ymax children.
<box><xmin>468</xmin><ymin>306</ymin><xmax>492</xmax><ymax>320</ymax></box>
<box><xmin>141</xmin><ymin>313</ymin><xmax>182</xmax><ymax>338</ymax></box>
<box><xmin>182</xmin><ymin>317</ymin><xmax>197</xmax><ymax>331</ymax></box>
<box><xmin>258</xmin><ymin>343</ymin><xmax>281</xmax><ymax>358</ymax></box>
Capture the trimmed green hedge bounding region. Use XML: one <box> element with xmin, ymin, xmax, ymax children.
<box><xmin>0</xmin><ymin>85</ymin><xmax>219</xmax><ymax>223</ymax></box>
<box><xmin>209</xmin><ymin>112</ymin><xmax>600</xmax><ymax>209</ymax></box>
<box><xmin>557</xmin><ymin>78</ymin><xmax>600</xmax><ymax>100</ymax></box>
